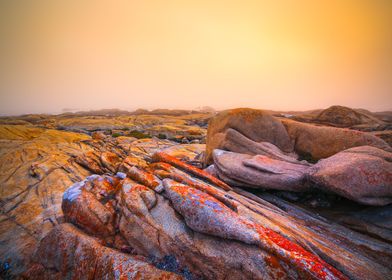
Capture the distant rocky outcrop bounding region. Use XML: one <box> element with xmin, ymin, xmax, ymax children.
<box><xmin>288</xmin><ymin>105</ymin><xmax>391</xmax><ymax>132</ymax></box>
<box><xmin>314</xmin><ymin>105</ymin><xmax>384</xmax><ymax>127</ymax></box>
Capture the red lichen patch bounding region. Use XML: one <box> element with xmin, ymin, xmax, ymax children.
<box><xmin>359</xmin><ymin>165</ymin><xmax>392</xmax><ymax>186</ymax></box>
<box><xmin>90</xmin><ymin>176</ymin><xmax>121</xmax><ymax>198</ymax></box>
<box><xmin>264</xmin><ymin>255</ymin><xmax>286</xmax><ymax>279</ymax></box>
<box><xmin>245</xmin><ymin>222</ymin><xmax>348</xmax><ymax>280</ymax></box>
<box><xmin>152</xmin><ymin>152</ymin><xmax>232</xmax><ymax>191</ymax></box>
<box><xmin>126</xmin><ymin>166</ymin><xmax>162</xmax><ymax>192</ymax></box>
<box><xmin>154</xmin><ymin>168</ymin><xmax>237</xmax><ymax>212</ymax></box>
<box><xmin>149</xmin><ymin>162</ymin><xmax>173</xmax><ymax>172</ymax></box>
<box><xmin>169</xmin><ymin>184</ymin><xmax>227</xmax><ymax>214</ymax></box>
<box><xmin>167</xmin><ymin>184</ymin><xmax>347</xmax><ymax>280</ymax></box>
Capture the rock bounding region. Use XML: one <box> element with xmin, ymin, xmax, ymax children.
<box><xmin>159</xmin><ymin>143</ymin><xmax>205</xmax><ymax>163</ymax></box>
<box><xmin>0</xmin><ymin>126</ymin><xmax>93</xmax><ymax>276</ymax></box>
<box><xmin>59</xmin><ymin>170</ymin><xmax>392</xmax><ymax>280</ymax></box>
<box><xmin>314</xmin><ymin>105</ymin><xmax>384</xmax><ymax>128</ymax></box>
<box><xmin>205</xmin><ymin>108</ymin><xmax>294</xmax><ymax>165</ymax></box>
<box><xmin>372</xmin><ymin>130</ymin><xmax>392</xmax><ymax>147</ymax></box>
<box><xmin>163</xmin><ymin>180</ymin><xmax>346</xmax><ymax>280</ymax></box>
<box><xmin>62</xmin><ymin>175</ymin><xmax>117</xmax><ymax>238</ymax></box>
<box><xmin>75</xmin><ymin>151</ymin><xmax>103</xmax><ymax>174</ymax></box>
<box><xmin>281</xmin><ymin>119</ymin><xmax>391</xmax><ymax>160</ymax></box>
<box><xmin>100</xmin><ymin>151</ymin><xmax>121</xmax><ymax>173</ymax></box>
<box><xmin>213</xmin><ymin>149</ymin><xmax>310</xmax><ymax>191</ymax></box>
<box><xmin>217</xmin><ymin>128</ymin><xmax>301</xmax><ymax>163</ymax></box>
<box><xmin>23</xmin><ymin>223</ymin><xmax>182</xmax><ymax>279</ymax></box>
<box><xmin>152</xmin><ymin>151</ymin><xmax>232</xmax><ymax>191</ymax></box>
<box><xmin>336</xmin><ymin>205</ymin><xmax>392</xmax><ymax>242</ymax></box>
<box><xmin>125</xmin><ymin>166</ymin><xmax>164</xmax><ymax>193</ymax></box>
<box><xmin>308</xmin><ymin>146</ymin><xmax>392</xmax><ymax>206</ymax></box>
<box><xmin>91</xmin><ymin>131</ymin><xmax>107</xmax><ymax>140</ymax></box>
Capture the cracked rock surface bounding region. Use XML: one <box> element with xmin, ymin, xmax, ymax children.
<box><xmin>29</xmin><ymin>152</ymin><xmax>392</xmax><ymax>279</ymax></box>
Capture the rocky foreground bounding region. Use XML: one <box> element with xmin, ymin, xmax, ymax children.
<box><xmin>0</xmin><ymin>107</ymin><xmax>391</xmax><ymax>279</ymax></box>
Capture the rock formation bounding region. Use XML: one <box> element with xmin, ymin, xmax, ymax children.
<box><xmin>0</xmin><ymin>124</ymin><xmax>204</xmax><ymax>277</ymax></box>
<box><xmin>27</xmin><ymin>152</ymin><xmax>392</xmax><ymax>279</ymax></box>
<box><xmin>281</xmin><ymin>118</ymin><xmax>391</xmax><ymax>160</ymax></box>
<box><xmin>308</xmin><ymin>146</ymin><xmax>392</xmax><ymax>206</ymax></box>
<box><xmin>205</xmin><ymin>108</ymin><xmax>294</xmax><ymax>165</ymax></box>
<box><xmin>314</xmin><ymin>105</ymin><xmax>384</xmax><ymax>128</ymax></box>
<box><xmin>1</xmin><ymin>108</ymin><xmax>392</xmax><ymax>279</ymax></box>
<box><xmin>205</xmin><ymin>108</ymin><xmax>390</xmax><ymax>165</ymax></box>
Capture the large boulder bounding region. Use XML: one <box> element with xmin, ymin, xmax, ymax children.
<box><xmin>281</xmin><ymin>119</ymin><xmax>391</xmax><ymax>160</ymax></box>
<box><xmin>308</xmin><ymin>146</ymin><xmax>392</xmax><ymax>206</ymax></box>
<box><xmin>213</xmin><ymin>149</ymin><xmax>310</xmax><ymax>191</ymax></box>
<box><xmin>205</xmin><ymin>108</ymin><xmax>294</xmax><ymax>165</ymax></box>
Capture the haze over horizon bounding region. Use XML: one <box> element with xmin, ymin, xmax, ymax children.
<box><xmin>1</xmin><ymin>0</ymin><xmax>391</xmax><ymax>115</ymax></box>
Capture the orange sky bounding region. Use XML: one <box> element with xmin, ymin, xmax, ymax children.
<box><xmin>0</xmin><ymin>0</ymin><xmax>391</xmax><ymax>115</ymax></box>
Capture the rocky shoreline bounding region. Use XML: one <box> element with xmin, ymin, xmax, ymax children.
<box><xmin>0</xmin><ymin>107</ymin><xmax>391</xmax><ymax>279</ymax></box>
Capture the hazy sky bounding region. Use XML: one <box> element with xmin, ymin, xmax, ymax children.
<box><xmin>0</xmin><ymin>0</ymin><xmax>391</xmax><ymax>115</ymax></box>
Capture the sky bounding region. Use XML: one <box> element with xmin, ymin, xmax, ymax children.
<box><xmin>0</xmin><ymin>0</ymin><xmax>391</xmax><ymax>115</ymax></box>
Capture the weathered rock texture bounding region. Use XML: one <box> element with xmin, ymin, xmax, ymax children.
<box><xmin>38</xmin><ymin>152</ymin><xmax>392</xmax><ymax>280</ymax></box>
<box><xmin>308</xmin><ymin>146</ymin><xmax>392</xmax><ymax>206</ymax></box>
<box><xmin>205</xmin><ymin>108</ymin><xmax>294</xmax><ymax>164</ymax></box>
<box><xmin>281</xmin><ymin>119</ymin><xmax>391</xmax><ymax>160</ymax></box>
<box><xmin>0</xmin><ymin>124</ymin><xmax>204</xmax><ymax>277</ymax></box>
<box><xmin>314</xmin><ymin>105</ymin><xmax>384</xmax><ymax>128</ymax></box>
<box><xmin>213</xmin><ymin>149</ymin><xmax>310</xmax><ymax>192</ymax></box>
<box><xmin>23</xmin><ymin>223</ymin><xmax>182</xmax><ymax>280</ymax></box>
<box><xmin>213</xmin><ymin>146</ymin><xmax>392</xmax><ymax>206</ymax></box>
<box><xmin>2</xmin><ymin>109</ymin><xmax>392</xmax><ymax>279</ymax></box>
<box><xmin>205</xmin><ymin>108</ymin><xmax>390</xmax><ymax>165</ymax></box>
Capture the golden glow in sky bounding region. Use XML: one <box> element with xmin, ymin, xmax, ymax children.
<box><xmin>0</xmin><ymin>0</ymin><xmax>391</xmax><ymax>114</ymax></box>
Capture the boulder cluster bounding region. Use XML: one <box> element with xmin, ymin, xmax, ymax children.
<box><xmin>22</xmin><ymin>108</ymin><xmax>392</xmax><ymax>279</ymax></box>
<box><xmin>207</xmin><ymin>109</ymin><xmax>392</xmax><ymax>206</ymax></box>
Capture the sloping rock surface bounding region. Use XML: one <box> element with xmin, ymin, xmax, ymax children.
<box><xmin>0</xmin><ymin>124</ymin><xmax>203</xmax><ymax>277</ymax></box>
<box><xmin>213</xmin><ymin>145</ymin><xmax>392</xmax><ymax>206</ymax></box>
<box><xmin>282</xmin><ymin>119</ymin><xmax>391</xmax><ymax>160</ymax></box>
<box><xmin>23</xmin><ymin>223</ymin><xmax>182</xmax><ymax>280</ymax></box>
<box><xmin>46</xmin><ymin>152</ymin><xmax>392</xmax><ymax>280</ymax></box>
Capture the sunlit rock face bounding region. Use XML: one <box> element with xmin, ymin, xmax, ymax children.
<box><xmin>31</xmin><ymin>152</ymin><xmax>392</xmax><ymax>280</ymax></box>
<box><xmin>1</xmin><ymin>108</ymin><xmax>391</xmax><ymax>279</ymax></box>
<box><xmin>0</xmin><ymin>124</ymin><xmax>204</xmax><ymax>277</ymax></box>
<box><xmin>281</xmin><ymin>118</ymin><xmax>391</xmax><ymax>160</ymax></box>
<box><xmin>212</xmin><ymin>146</ymin><xmax>392</xmax><ymax>206</ymax></box>
<box><xmin>205</xmin><ymin>108</ymin><xmax>295</xmax><ymax>165</ymax></box>
<box><xmin>23</xmin><ymin>223</ymin><xmax>182</xmax><ymax>280</ymax></box>
<box><xmin>206</xmin><ymin>108</ymin><xmax>391</xmax><ymax>206</ymax></box>
<box><xmin>205</xmin><ymin>108</ymin><xmax>391</xmax><ymax>164</ymax></box>
<box><xmin>314</xmin><ymin>106</ymin><xmax>385</xmax><ymax>128</ymax></box>
<box><xmin>308</xmin><ymin>146</ymin><xmax>392</xmax><ymax>206</ymax></box>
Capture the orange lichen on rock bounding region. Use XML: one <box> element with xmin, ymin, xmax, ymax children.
<box><xmin>163</xmin><ymin>181</ymin><xmax>348</xmax><ymax>280</ymax></box>
<box><xmin>152</xmin><ymin>151</ymin><xmax>232</xmax><ymax>191</ymax></box>
<box><xmin>125</xmin><ymin>166</ymin><xmax>163</xmax><ymax>193</ymax></box>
